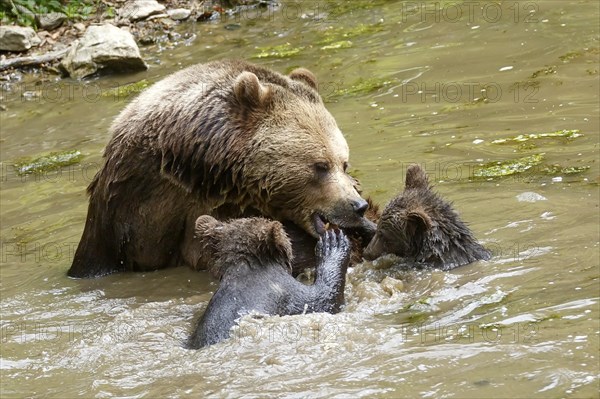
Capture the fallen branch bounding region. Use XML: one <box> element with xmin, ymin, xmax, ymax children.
<box><xmin>0</xmin><ymin>48</ymin><xmax>69</xmax><ymax>71</ymax></box>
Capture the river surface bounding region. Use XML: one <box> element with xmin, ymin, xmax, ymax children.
<box><xmin>1</xmin><ymin>1</ymin><xmax>599</xmax><ymax>398</ymax></box>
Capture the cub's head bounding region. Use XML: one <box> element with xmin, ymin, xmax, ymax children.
<box><xmin>232</xmin><ymin>67</ymin><xmax>375</xmax><ymax>241</ymax></box>
<box><xmin>194</xmin><ymin>215</ymin><xmax>293</xmax><ymax>278</ymax></box>
<box><xmin>364</xmin><ymin>164</ymin><xmax>491</xmax><ymax>268</ymax></box>
<box><xmin>363</xmin><ymin>165</ymin><xmax>438</xmax><ymax>261</ymax></box>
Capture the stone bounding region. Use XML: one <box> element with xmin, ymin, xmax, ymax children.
<box><xmin>119</xmin><ymin>0</ymin><xmax>166</xmax><ymax>21</ymax></box>
<box><xmin>138</xmin><ymin>35</ymin><xmax>156</xmax><ymax>45</ymax></box>
<box><xmin>167</xmin><ymin>8</ymin><xmax>192</xmax><ymax>21</ymax></box>
<box><xmin>0</xmin><ymin>26</ymin><xmax>41</xmax><ymax>52</ymax></box>
<box><xmin>146</xmin><ymin>13</ymin><xmax>169</xmax><ymax>21</ymax></box>
<box><xmin>60</xmin><ymin>24</ymin><xmax>147</xmax><ymax>79</ymax></box>
<box><xmin>516</xmin><ymin>192</ymin><xmax>548</xmax><ymax>203</ymax></box>
<box><xmin>73</xmin><ymin>23</ymin><xmax>87</xmax><ymax>32</ymax></box>
<box><xmin>35</xmin><ymin>12</ymin><xmax>67</xmax><ymax>31</ymax></box>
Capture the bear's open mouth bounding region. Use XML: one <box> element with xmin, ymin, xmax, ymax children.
<box><xmin>311</xmin><ymin>212</ymin><xmax>376</xmax><ymax>242</ymax></box>
<box><xmin>312</xmin><ymin>213</ymin><xmax>329</xmax><ymax>235</ymax></box>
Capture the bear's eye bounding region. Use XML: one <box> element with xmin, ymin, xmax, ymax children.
<box><xmin>314</xmin><ymin>162</ymin><xmax>330</xmax><ymax>173</ymax></box>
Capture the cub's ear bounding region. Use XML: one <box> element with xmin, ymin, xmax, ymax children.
<box><xmin>194</xmin><ymin>215</ymin><xmax>222</xmax><ymax>238</ymax></box>
<box><xmin>266</xmin><ymin>221</ymin><xmax>294</xmax><ymax>270</ymax></box>
<box><xmin>289</xmin><ymin>68</ymin><xmax>318</xmax><ymax>90</ymax></box>
<box><xmin>405</xmin><ymin>208</ymin><xmax>433</xmax><ymax>239</ymax></box>
<box><xmin>405</xmin><ymin>164</ymin><xmax>430</xmax><ymax>190</ymax></box>
<box><xmin>234</xmin><ymin>71</ymin><xmax>272</xmax><ymax>107</ymax></box>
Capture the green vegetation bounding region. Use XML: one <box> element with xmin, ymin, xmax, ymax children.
<box><xmin>13</xmin><ymin>150</ymin><xmax>83</xmax><ymax>176</ymax></box>
<box><xmin>492</xmin><ymin>129</ymin><xmax>583</xmax><ymax>144</ymax></box>
<box><xmin>558</xmin><ymin>47</ymin><xmax>599</xmax><ymax>62</ymax></box>
<box><xmin>542</xmin><ymin>164</ymin><xmax>590</xmax><ymax>175</ymax></box>
<box><xmin>321</xmin><ymin>40</ymin><xmax>353</xmax><ymax>50</ymax></box>
<box><xmin>559</xmin><ymin>51</ymin><xmax>580</xmax><ymax>62</ymax></box>
<box><xmin>317</xmin><ymin>23</ymin><xmax>384</xmax><ymax>45</ymax></box>
<box><xmin>101</xmin><ymin>80</ymin><xmax>151</xmax><ymax>100</ymax></box>
<box><xmin>0</xmin><ymin>0</ymin><xmax>106</xmax><ymax>27</ymax></box>
<box><xmin>439</xmin><ymin>96</ymin><xmax>490</xmax><ymax>113</ymax></box>
<box><xmin>473</xmin><ymin>128</ymin><xmax>590</xmax><ymax>179</ymax></box>
<box><xmin>473</xmin><ymin>154</ymin><xmax>545</xmax><ymax>179</ymax></box>
<box><xmin>486</xmin><ymin>130</ymin><xmax>590</xmax><ymax>178</ymax></box>
<box><xmin>530</xmin><ymin>65</ymin><xmax>557</xmax><ymax>78</ymax></box>
<box><xmin>404</xmin><ymin>312</ymin><xmax>430</xmax><ymax>324</ymax></box>
<box><xmin>398</xmin><ymin>297</ymin><xmax>435</xmax><ymax>324</ymax></box>
<box><xmin>252</xmin><ymin>43</ymin><xmax>304</xmax><ymax>59</ymax></box>
<box><xmin>331</xmin><ymin>76</ymin><xmax>395</xmax><ymax>97</ymax></box>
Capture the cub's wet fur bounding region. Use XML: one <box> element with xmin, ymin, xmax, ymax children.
<box><xmin>189</xmin><ymin>216</ymin><xmax>351</xmax><ymax>348</ymax></box>
<box><xmin>364</xmin><ymin>165</ymin><xmax>490</xmax><ymax>270</ymax></box>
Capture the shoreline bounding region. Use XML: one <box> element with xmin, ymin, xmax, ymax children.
<box><xmin>0</xmin><ymin>0</ymin><xmax>273</xmax><ymax>80</ymax></box>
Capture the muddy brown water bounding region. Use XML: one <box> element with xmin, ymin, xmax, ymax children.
<box><xmin>1</xmin><ymin>1</ymin><xmax>599</xmax><ymax>398</ymax></box>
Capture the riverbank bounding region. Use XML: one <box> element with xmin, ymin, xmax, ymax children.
<box><xmin>0</xmin><ymin>0</ymin><xmax>271</xmax><ymax>80</ymax></box>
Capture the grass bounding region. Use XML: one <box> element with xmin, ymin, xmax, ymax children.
<box><xmin>0</xmin><ymin>0</ymin><xmax>109</xmax><ymax>28</ymax></box>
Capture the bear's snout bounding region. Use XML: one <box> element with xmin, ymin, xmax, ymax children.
<box><xmin>351</xmin><ymin>198</ymin><xmax>368</xmax><ymax>216</ymax></box>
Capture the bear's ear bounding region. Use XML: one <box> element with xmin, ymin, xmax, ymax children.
<box><xmin>405</xmin><ymin>164</ymin><xmax>430</xmax><ymax>190</ymax></box>
<box><xmin>289</xmin><ymin>68</ymin><xmax>318</xmax><ymax>91</ymax></box>
<box><xmin>194</xmin><ymin>215</ymin><xmax>222</xmax><ymax>238</ymax></box>
<box><xmin>234</xmin><ymin>71</ymin><xmax>272</xmax><ymax>107</ymax></box>
<box><xmin>405</xmin><ymin>208</ymin><xmax>433</xmax><ymax>238</ymax></box>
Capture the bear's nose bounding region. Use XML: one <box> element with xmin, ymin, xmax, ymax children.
<box><xmin>351</xmin><ymin>198</ymin><xmax>368</xmax><ymax>216</ymax></box>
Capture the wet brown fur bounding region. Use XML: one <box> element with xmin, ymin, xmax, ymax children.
<box><xmin>364</xmin><ymin>165</ymin><xmax>491</xmax><ymax>270</ymax></box>
<box><xmin>194</xmin><ymin>216</ymin><xmax>293</xmax><ymax>279</ymax></box>
<box><xmin>68</xmin><ymin>60</ymin><xmax>372</xmax><ymax>277</ymax></box>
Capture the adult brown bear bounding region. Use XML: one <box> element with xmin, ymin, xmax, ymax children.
<box><xmin>68</xmin><ymin>60</ymin><xmax>375</xmax><ymax>277</ymax></box>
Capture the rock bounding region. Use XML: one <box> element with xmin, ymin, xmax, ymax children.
<box><xmin>167</xmin><ymin>8</ymin><xmax>192</xmax><ymax>21</ymax></box>
<box><xmin>138</xmin><ymin>36</ymin><xmax>156</xmax><ymax>45</ymax></box>
<box><xmin>119</xmin><ymin>0</ymin><xmax>166</xmax><ymax>21</ymax></box>
<box><xmin>60</xmin><ymin>24</ymin><xmax>147</xmax><ymax>79</ymax></box>
<box><xmin>146</xmin><ymin>13</ymin><xmax>169</xmax><ymax>21</ymax></box>
<box><xmin>35</xmin><ymin>12</ymin><xmax>67</xmax><ymax>31</ymax></box>
<box><xmin>158</xmin><ymin>17</ymin><xmax>176</xmax><ymax>28</ymax></box>
<box><xmin>516</xmin><ymin>192</ymin><xmax>547</xmax><ymax>203</ymax></box>
<box><xmin>0</xmin><ymin>26</ymin><xmax>42</xmax><ymax>52</ymax></box>
<box><xmin>73</xmin><ymin>23</ymin><xmax>87</xmax><ymax>32</ymax></box>
<box><xmin>52</xmin><ymin>43</ymin><xmax>68</xmax><ymax>51</ymax></box>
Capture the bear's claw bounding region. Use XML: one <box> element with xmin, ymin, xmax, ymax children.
<box><xmin>315</xmin><ymin>229</ymin><xmax>351</xmax><ymax>267</ymax></box>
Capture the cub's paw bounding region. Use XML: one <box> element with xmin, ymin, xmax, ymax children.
<box><xmin>315</xmin><ymin>229</ymin><xmax>351</xmax><ymax>268</ymax></box>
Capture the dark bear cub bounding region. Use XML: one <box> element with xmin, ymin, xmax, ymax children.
<box><xmin>363</xmin><ymin>165</ymin><xmax>490</xmax><ymax>270</ymax></box>
<box><xmin>189</xmin><ymin>216</ymin><xmax>351</xmax><ymax>348</ymax></box>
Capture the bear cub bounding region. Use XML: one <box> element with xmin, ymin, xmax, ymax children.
<box><xmin>363</xmin><ymin>164</ymin><xmax>490</xmax><ymax>270</ymax></box>
<box><xmin>189</xmin><ymin>216</ymin><xmax>351</xmax><ymax>348</ymax></box>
